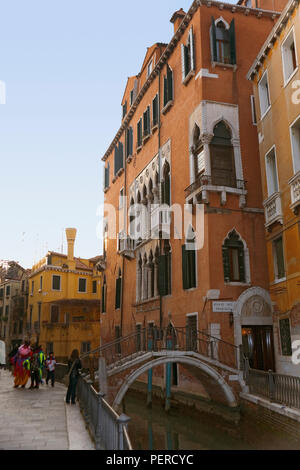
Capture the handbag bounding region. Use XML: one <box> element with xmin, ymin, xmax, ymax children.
<box><xmin>63</xmin><ymin>360</ymin><xmax>77</xmax><ymax>387</ymax></box>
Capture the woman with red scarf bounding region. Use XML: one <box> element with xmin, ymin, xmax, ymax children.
<box><xmin>13</xmin><ymin>341</ymin><xmax>32</xmax><ymax>388</ymax></box>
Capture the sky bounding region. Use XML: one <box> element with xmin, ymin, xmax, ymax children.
<box><xmin>0</xmin><ymin>0</ymin><xmax>235</xmax><ymax>269</ymax></box>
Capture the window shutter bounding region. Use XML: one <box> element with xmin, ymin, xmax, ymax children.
<box><xmin>167</xmin><ymin>66</ymin><xmax>173</xmax><ymax>101</ymax></box>
<box><xmin>147</xmin><ymin>106</ymin><xmax>150</xmax><ymax>134</ymax></box>
<box><xmin>115</xmin><ymin>277</ymin><xmax>121</xmax><ymax>309</ymax></box>
<box><xmin>101</xmin><ymin>285</ymin><xmax>107</xmax><ymax>313</ymax></box>
<box><xmin>222</xmin><ymin>247</ymin><xmax>230</xmax><ymax>282</ymax></box>
<box><xmin>164</xmin><ymin>76</ymin><xmax>168</xmax><ymax>106</ymax></box>
<box><xmin>119</xmin><ymin>142</ymin><xmax>124</xmax><ymax>170</ymax></box>
<box><xmin>182</xmin><ymin>245</ymin><xmax>189</xmax><ymax>290</ymax></box>
<box><xmin>188</xmin><ymin>249</ymin><xmax>196</xmax><ymax>288</ymax></box>
<box><xmin>165</xmin><ymin>174</ymin><xmax>170</xmax><ymax>206</ymax></box>
<box><xmin>210</xmin><ymin>17</ymin><xmax>218</xmax><ymax>63</ymax></box>
<box><xmin>153</xmin><ymin>95</ymin><xmax>158</xmax><ymax>126</ymax></box>
<box><xmin>130</xmin><ymin>127</ymin><xmax>133</xmax><ymax>155</ymax></box>
<box><xmin>184</xmin><ymin>45</ymin><xmax>190</xmax><ymax>76</ymax></box>
<box><xmin>181</xmin><ymin>44</ymin><xmax>186</xmax><ymax>81</ymax></box>
<box><xmin>158</xmin><ymin>255</ymin><xmax>168</xmax><ymax>296</ymax></box>
<box><xmin>114</xmin><ymin>146</ymin><xmax>118</xmax><ymax>175</ymax></box>
<box><xmin>238</xmin><ymin>248</ymin><xmax>246</xmax><ymax>283</ymax></box>
<box><xmin>189</xmin><ymin>28</ymin><xmax>195</xmax><ymax>71</ymax></box>
<box><xmin>229</xmin><ymin>19</ymin><xmax>236</xmax><ymax>65</ymax></box>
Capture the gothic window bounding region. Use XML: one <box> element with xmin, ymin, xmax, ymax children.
<box><xmin>115</xmin><ymin>269</ymin><xmax>122</xmax><ymax>310</ymax></box>
<box><xmin>210</xmin><ymin>121</ymin><xmax>236</xmax><ymax>187</ymax></box>
<box><xmin>210</xmin><ymin>17</ymin><xmax>236</xmax><ymax>65</ymax></box>
<box><xmin>222</xmin><ymin>230</ymin><xmax>245</xmax><ymax>283</ymax></box>
<box><xmin>161</xmin><ymin>161</ymin><xmax>171</xmax><ymax>205</ymax></box>
<box><xmin>182</xmin><ymin>227</ymin><xmax>197</xmax><ymax>290</ymax></box>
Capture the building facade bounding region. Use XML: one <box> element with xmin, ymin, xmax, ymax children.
<box><xmin>99</xmin><ymin>0</ymin><xmax>292</xmax><ymax>402</ymax></box>
<box><xmin>248</xmin><ymin>0</ymin><xmax>300</xmax><ymax>375</ymax></box>
<box><xmin>0</xmin><ymin>262</ymin><xmax>30</xmax><ymax>360</ymax></box>
<box><xmin>27</xmin><ymin>229</ymin><xmax>103</xmax><ymax>362</ymax></box>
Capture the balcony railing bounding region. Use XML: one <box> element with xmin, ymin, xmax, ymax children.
<box><xmin>118</xmin><ymin>236</ymin><xmax>135</xmax><ymax>260</ymax></box>
<box><xmin>263</xmin><ymin>191</ymin><xmax>283</xmax><ymax>228</ymax></box>
<box><xmin>185</xmin><ymin>174</ymin><xmax>247</xmax><ymax>199</ymax></box>
<box><xmin>151</xmin><ymin>205</ymin><xmax>171</xmax><ymax>239</ymax></box>
<box><xmin>289</xmin><ymin>170</ymin><xmax>300</xmax><ymax>213</ymax></box>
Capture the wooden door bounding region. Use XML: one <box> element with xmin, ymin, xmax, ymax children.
<box><xmin>242</xmin><ymin>326</ymin><xmax>275</xmax><ymax>371</ymax></box>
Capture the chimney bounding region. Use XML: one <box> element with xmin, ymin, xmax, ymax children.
<box><xmin>170</xmin><ymin>8</ymin><xmax>186</xmax><ymax>34</ymax></box>
<box><xmin>65</xmin><ymin>228</ymin><xmax>77</xmax><ymax>263</ymax></box>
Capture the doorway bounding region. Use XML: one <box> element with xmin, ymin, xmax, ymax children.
<box><xmin>242</xmin><ymin>326</ymin><xmax>275</xmax><ymax>372</ymax></box>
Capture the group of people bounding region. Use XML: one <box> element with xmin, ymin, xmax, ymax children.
<box><xmin>10</xmin><ymin>343</ymin><xmax>82</xmax><ymax>405</ymax></box>
<box><xmin>11</xmin><ymin>341</ymin><xmax>56</xmax><ymax>390</ymax></box>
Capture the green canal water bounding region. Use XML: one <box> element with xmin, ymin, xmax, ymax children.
<box><xmin>124</xmin><ymin>391</ymin><xmax>300</xmax><ymax>450</ymax></box>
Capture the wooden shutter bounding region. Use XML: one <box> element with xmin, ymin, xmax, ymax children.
<box><xmin>182</xmin><ymin>245</ymin><xmax>189</xmax><ymax>290</ymax></box>
<box><xmin>189</xmin><ymin>27</ymin><xmax>195</xmax><ymax>71</ymax></box>
<box><xmin>181</xmin><ymin>44</ymin><xmax>186</xmax><ymax>81</ymax></box>
<box><xmin>238</xmin><ymin>248</ymin><xmax>246</xmax><ymax>283</ymax></box>
<box><xmin>188</xmin><ymin>249</ymin><xmax>196</xmax><ymax>288</ymax></box>
<box><xmin>114</xmin><ymin>145</ymin><xmax>118</xmax><ymax>175</ymax></box>
<box><xmin>119</xmin><ymin>142</ymin><xmax>124</xmax><ymax>170</ymax></box>
<box><xmin>210</xmin><ymin>17</ymin><xmax>218</xmax><ymax>62</ymax></box>
<box><xmin>167</xmin><ymin>66</ymin><xmax>173</xmax><ymax>101</ymax></box>
<box><xmin>164</xmin><ymin>76</ymin><xmax>168</xmax><ymax>106</ymax></box>
<box><xmin>147</xmin><ymin>106</ymin><xmax>150</xmax><ymax>134</ymax></box>
<box><xmin>130</xmin><ymin>127</ymin><xmax>133</xmax><ymax>155</ymax></box>
<box><xmin>229</xmin><ymin>19</ymin><xmax>236</xmax><ymax>65</ymax></box>
<box><xmin>222</xmin><ymin>246</ymin><xmax>231</xmax><ymax>282</ymax></box>
<box><xmin>152</xmin><ymin>95</ymin><xmax>158</xmax><ymax>126</ymax></box>
<box><xmin>158</xmin><ymin>255</ymin><xmax>168</xmax><ymax>296</ymax></box>
<box><xmin>115</xmin><ymin>277</ymin><xmax>121</xmax><ymax>309</ymax></box>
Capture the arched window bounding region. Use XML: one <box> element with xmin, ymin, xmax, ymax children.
<box><xmin>115</xmin><ymin>269</ymin><xmax>122</xmax><ymax>309</ymax></box>
<box><xmin>210</xmin><ymin>17</ymin><xmax>236</xmax><ymax>66</ymax></box>
<box><xmin>216</xmin><ymin>21</ymin><xmax>230</xmax><ymax>64</ymax></box>
<box><xmin>161</xmin><ymin>161</ymin><xmax>171</xmax><ymax>205</ymax></box>
<box><xmin>192</xmin><ymin>124</ymin><xmax>205</xmax><ymax>179</ymax></box>
<box><xmin>210</xmin><ymin>121</ymin><xmax>236</xmax><ymax>188</ymax></box>
<box><xmin>222</xmin><ymin>230</ymin><xmax>245</xmax><ymax>283</ymax></box>
<box><xmin>158</xmin><ymin>241</ymin><xmax>172</xmax><ymax>296</ymax></box>
<box><xmin>182</xmin><ymin>227</ymin><xmax>196</xmax><ymax>290</ymax></box>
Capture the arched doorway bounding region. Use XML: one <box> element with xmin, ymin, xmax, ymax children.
<box><xmin>234</xmin><ymin>287</ymin><xmax>275</xmax><ymax>371</ymax></box>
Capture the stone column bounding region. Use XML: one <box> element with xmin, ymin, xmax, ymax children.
<box><xmin>200</xmin><ymin>133</ymin><xmax>213</xmax><ymax>178</ymax></box>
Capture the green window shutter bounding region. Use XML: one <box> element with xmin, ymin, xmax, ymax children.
<box><xmin>158</xmin><ymin>255</ymin><xmax>168</xmax><ymax>296</ymax></box>
<box><xmin>119</xmin><ymin>142</ymin><xmax>124</xmax><ymax>169</ymax></box>
<box><xmin>152</xmin><ymin>96</ymin><xmax>157</xmax><ymax>125</ymax></box>
<box><xmin>115</xmin><ymin>277</ymin><xmax>121</xmax><ymax>309</ymax></box>
<box><xmin>164</xmin><ymin>76</ymin><xmax>168</xmax><ymax>106</ymax></box>
<box><xmin>114</xmin><ymin>145</ymin><xmax>118</xmax><ymax>175</ymax></box>
<box><xmin>189</xmin><ymin>249</ymin><xmax>196</xmax><ymax>288</ymax></box>
<box><xmin>222</xmin><ymin>247</ymin><xmax>230</xmax><ymax>283</ymax></box>
<box><xmin>130</xmin><ymin>127</ymin><xmax>133</xmax><ymax>155</ymax></box>
<box><xmin>147</xmin><ymin>106</ymin><xmax>150</xmax><ymax>134</ymax></box>
<box><xmin>229</xmin><ymin>19</ymin><xmax>236</xmax><ymax>65</ymax></box>
<box><xmin>210</xmin><ymin>17</ymin><xmax>218</xmax><ymax>63</ymax></box>
<box><xmin>182</xmin><ymin>245</ymin><xmax>189</xmax><ymax>290</ymax></box>
<box><xmin>238</xmin><ymin>248</ymin><xmax>245</xmax><ymax>283</ymax></box>
<box><xmin>184</xmin><ymin>45</ymin><xmax>190</xmax><ymax>76</ymax></box>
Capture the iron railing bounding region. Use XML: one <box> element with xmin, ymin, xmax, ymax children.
<box><xmin>185</xmin><ymin>174</ymin><xmax>247</xmax><ymax>198</ymax></box>
<box><xmin>81</xmin><ymin>326</ymin><xmax>240</xmax><ymax>372</ymax></box>
<box><xmin>244</xmin><ymin>358</ymin><xmax>300</xmax><ymax>410</ymax></box>
<box><xmin>77</xmin><ymin>373</ymin><xmax>132</xmax><ymax>450</ymax></box>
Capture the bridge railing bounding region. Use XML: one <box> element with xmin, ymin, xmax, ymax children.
<box><xmin>81</xmin><ymin>326</ymin><xmax>240</xmax><ymax>371</ymax></box>
<box><xmin>76</xmin><ymin>373</ymin><xmax>132</xmax><ymax>450</ymax></box>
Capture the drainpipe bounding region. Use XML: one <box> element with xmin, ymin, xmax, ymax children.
<box><xmin>120</xmin><ymin>135</ymin><xmax>127</xmax><ymax>336</ymax></box>
<box><xmin>158</xmin><ymin>66</ymin><xmax>163</xmax><ymax>330</ymax></box>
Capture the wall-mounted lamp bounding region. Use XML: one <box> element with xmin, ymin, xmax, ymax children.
<box><xmin>229</xmin><ymin>312</ymin><xmax>234</xmax><ymax>327</ymax></box>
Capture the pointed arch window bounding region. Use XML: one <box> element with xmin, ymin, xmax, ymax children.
<box><xmin>222</xmin><ymin>230</ymin><xmax>245</xmax><ymax>283</ymax></box>
<box><xmin>210</xmin><ymin>17</ymin><xmax>236</xmax><ymax>65</ymax></box>
<box><xmin>210</xmin><ymin>121</ymin><xmax>236</xmax><ymax>187</ymax></box>
<box><xmin>161</xmin><ymin>161</ymin><xmax>171</xmax><ymax>206</ymax></box>
<box><xmin>192</xmin><ymin>125</ymin><xmax>205</xmax><ymax>179</ymax></box>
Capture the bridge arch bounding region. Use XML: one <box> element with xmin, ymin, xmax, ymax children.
<box><xmin>113</xmin><ymin>356</ymin><xmax>237</xmax><ymax>410</ymax></box>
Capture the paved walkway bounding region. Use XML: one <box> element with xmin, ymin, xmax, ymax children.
<box><xmin>0</xmin><ymin>368</ymin><xmax>95</xmax><ymax>450</ymax></box>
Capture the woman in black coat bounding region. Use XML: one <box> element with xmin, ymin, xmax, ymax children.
<box><xmin>66</xmin><ymin>349</ymin><xmax>82</xmax><ymax>405</ymax></box>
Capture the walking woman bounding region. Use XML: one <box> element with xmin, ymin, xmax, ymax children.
<box><xmin>66</xmin><ymin>349</ymin><xmax>82</xmax><ymax>405</ymax></box>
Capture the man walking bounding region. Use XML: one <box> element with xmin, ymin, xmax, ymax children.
<box><xmin>46</xmin><ymin>352</ymin><xmax>56</xmax><ymax>387</ymax></box>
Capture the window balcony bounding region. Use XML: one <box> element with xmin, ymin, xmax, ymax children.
<box><xmin>263</xmin><ymin>192</ymin><xmax>283</xmax><ymax>228</ymax></box>
<box><xmin>151</xmin><ymin>205</ymin><xmax>171</xmax><ymax>239</ymax></box>
<box><xmin>185</xmin><ymin>174</ymin><xmax>247</xmax><ymax>207</ymax></box>
<box><xmin>289</xmin><ymin>171</ymin><xmax>300</xmax><ymax>214</ymax></box>
<box><xmin>118</xmin><ymin>236</ymin><xmax>135</xmax><ymax>260</ymax></box>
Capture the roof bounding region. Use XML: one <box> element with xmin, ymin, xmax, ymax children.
<box><xmin>247</xmin><ymin>0</ymin><xmax>298</xmax><ymax>79</ymax></box>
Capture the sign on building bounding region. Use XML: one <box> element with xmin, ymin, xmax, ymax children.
<box><xmin>212</xmin><ymin>301</ymin><xmax>235</xmax><ymax>312</ymax></box>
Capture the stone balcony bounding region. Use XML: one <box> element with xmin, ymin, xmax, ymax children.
<box><xmin>151</xmin><ymin>205</ymin><xmax>171</xmax><ymax>240</ymax></box>
<box><xmin>289</xmin><ymin>171</ymin><xmax>300</xmax><ymax>215</ymax></box>
<box><xmin>263</xmin><ymin>191</ymin><xmax>283</xmax><ymax>228</ymax></box>
<box><xmin>185</xmin><ymin>174</ymin><xmax>247</xmax><ymax>208</ymax></box>
<box><xmin>118</xmin><ymin>236</ymin><xmax>135</xmax><ymax>260</ymax></box>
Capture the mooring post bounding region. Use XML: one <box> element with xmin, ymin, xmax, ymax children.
<box><xmin>147</xmin><ymin>333</ymin><xmax>153</xmax><ymax>407</ymax></box>
<box><xmin>165</xmin><ymin>334</ymin><xmax>172</xmax><ymax>412</ymax></box>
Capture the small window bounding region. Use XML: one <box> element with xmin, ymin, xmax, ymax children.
<box><xmin>282</xmin><ymin>28</ymin><xmax>298</xmax><ymax>84</ymax></box>
<box><xmin>273</xmin><ymin>236</ymin><xmax>285</xmax><ymax>281</ymax></box>
<box><xmin>265</xmin><ymin>147</ymin><xmax>279</xmax><ymax>196</ymax></box>
<box><xmin>102</xmin><ymin>276</ymin><xmax>107</xmax><ymax>313</ymax></box>
<box><xmin>0</xmin><ymin>288</ymin><xmax>3</xmax><ymax>299</ymax></box>
<box><xmin>104</xmin><ymin>163</ymin><xmax>110</xmax><ymax>190</ymax></box>
<box><xmin>6</xmin><ymin>285</ymin><xmax>10</xmax><ymax>297</ymax></box>
<box><xmin>258</xmin><ymin>70</ymin><xmax>271</xmax><ymax>117</ymax></box>
<box><xmin>92</xmin><ymin>280</ymin><xmax>97</xmax><ymax>294</ymax></box>
<box><xmin>147</xmin><ymin>60</ymin><xmax>153</xmax><ymax>78</ymax></box>
<box><xmin>222</xmin><ymin>230</ymin><xmax>246</xmax><ymax>283</ymax></box>
<box><xmin>114</xmin><ymin>142</ymin><xmax>124</xmax><ymax>176</ymax></box>
<box><xmin>210</xmin><ymin>17</ymin><xmax>236</xmax><ymax>66</ymax></box>
<box><xmin>78</xmin><ymin>278</ymin><xmax>87</xmax><ymax>293</ymax></box>
<box><xmin>5</xmin><ymin>305</ymin><xmax>9</xmax><ymax>317</ymax></box>
<box><xmin>81</xmin><ymin>342</ymin><xmax>91</xmax><ymax>354</ymax></box>
<box><xmin>126</xmin><ymin>126</ymin><xmax>133</xmax><ymax>158</ymax></box>
<box><xmin>115</xmin><ymin>270</ymin><xmax>122</xmax><ymax>309</ymax></box>
<box><xmin>50</xmin><ymin>305</ymin><xmax>59</xmax><ymax>323</ymax></box>
<box><xmin>52</xmin><ymin>275</ymin><xmax>61</xmax><ymax>291</ymax></box>
<box><xmin>279</xmin><ymin>318</ymin><xmax>292</xmax><ymax>356</ymax></box>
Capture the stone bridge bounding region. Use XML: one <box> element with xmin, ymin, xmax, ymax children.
<box><xmin>82</xmin><ymin>326</ymin><xmax>246</xmax><ymax>413</ymax></box>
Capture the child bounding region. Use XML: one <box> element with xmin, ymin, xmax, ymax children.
<box><xmin>45</xmin><ymin>352</ymin><xmax>56</xmax><ymax>387</ymax></box>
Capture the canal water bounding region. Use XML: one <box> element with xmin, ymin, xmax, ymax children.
<box><xmin>124</xmin><ymin>390</ymin><xmax>300</xmax><ymax>450</ymax></box>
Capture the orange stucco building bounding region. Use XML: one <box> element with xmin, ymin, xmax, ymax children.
<box><xmin>100</xmin><ymin>0</ymin><xmax>290</xmax><ymax>399</ymax></box>
<box><xmin>248</xmin><ymin>0</ymin><xmax>300</xmax><ymax>375</ymax></box>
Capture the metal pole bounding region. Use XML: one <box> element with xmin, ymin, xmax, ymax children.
<box><xmin>147</xmin><ymin>334</ymin><xmax>153</xmax><ymax>407</ymax></box>
<box><xmin>117</xmin><ymin>414</ymin><xmax>131</xmax><ymax>450</ymax></box>
<box><xmin>95</xmin><ymin>391</ymin><xmax>105</xmax><ymax>450</ymax></box>
<box><xmin>165</xmin><ymin>335</ymin><xmax>172</xmax><ymax>412</ymax></box>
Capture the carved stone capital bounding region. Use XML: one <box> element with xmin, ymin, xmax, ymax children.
<box><xmin>200</xmin><ymin>133</ymin><xmax>214</xmax><ymax>145</ymax></box>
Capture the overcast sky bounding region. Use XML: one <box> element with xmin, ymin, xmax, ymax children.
<box><xmin>0</xmin><ymin>0</ymin><xmax>235</xmax><ymax>269</ymax></box>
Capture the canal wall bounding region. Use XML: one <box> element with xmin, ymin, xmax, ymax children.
<box><xmin>128</xmin><ymin>379</ymin><xmax>241</xmax><ymax>423</ymax></box>
<box><xmin>240</xmin><ymin>393</ymin><xmax>300</xmax><ymax>441</ymax></box>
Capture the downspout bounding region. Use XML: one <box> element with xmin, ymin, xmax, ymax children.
<box><xmin>120</xmin><ymin>135</ymin><xmax>127</xmax><ymax>336</ymax></box>
<box><xmin>158</xmin><ymin>63</ymin><xmax>163</xmax><ymax>330</ymax></box>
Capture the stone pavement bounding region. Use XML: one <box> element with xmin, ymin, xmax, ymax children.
<box><xmin>0</xmin><ymin>368</ymin><xmax>95</xmax><ymax>450</ymax></box>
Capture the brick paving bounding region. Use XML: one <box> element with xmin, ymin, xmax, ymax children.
<box><xmin>0</xmin><ymin>368</ymin><xmax>94</xmax><ymax>450</ymax></box>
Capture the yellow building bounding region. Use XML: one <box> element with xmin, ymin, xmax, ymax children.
<box><xmin>26</xmin><ymin>228</ymin><xmax>103</xmax><ymax>361</ymax></box>
<box><xmin>248</xmin><ymin>0</ymin><xmax>300</xmax><ymax>375</ymax></box>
